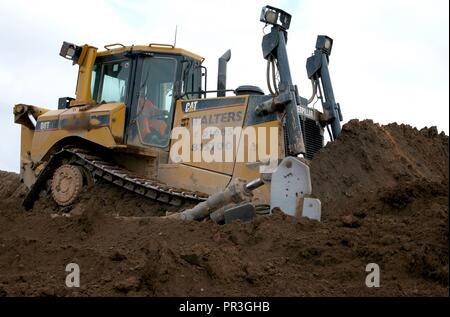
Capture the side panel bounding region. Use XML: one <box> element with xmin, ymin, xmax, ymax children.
<box><xmin>31</xmin><ymin>103</ymin><xmax>125</xmax><ymax>162</ymax></box>
<box><xmin>169</xmin><ymin>95</ymin><xmax>284</xmax><ymax>201</ymax></box>
<box><xmin>157</xmin><ymin>163</ymin><xmax>230</xmax><ymax>195</ymax></box>
<box><xmin>170</xmin><ymin>96</ymin><xmax>248</xmax><ymax>175</ymax></box>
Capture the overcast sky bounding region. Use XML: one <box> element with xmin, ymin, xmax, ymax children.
<box><xmin>0</xmin><ymin>0</ymin><xmax>448</xmax><ymax>172</ymax></box>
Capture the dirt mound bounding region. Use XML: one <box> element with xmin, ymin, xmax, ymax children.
<box><xmin>0</xmin><ymin>120</ymin><xmax>448</xmax><ymax>296</ymax></box>
<box><xmin>311</xmin><ymin>120</ymin><xmax>448</xmax><ymax>214</ymax></box>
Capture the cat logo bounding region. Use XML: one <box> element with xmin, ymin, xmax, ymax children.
<box><xmin>184</xmin><ymin>101</ymin><xmax>198</xmax><ymax>112</ymax></box>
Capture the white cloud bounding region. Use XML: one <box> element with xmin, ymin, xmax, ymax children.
<box><xmin>0</xmin><ymin>0</ymin><xmax>448</xmax><ymax>172</ymax></box>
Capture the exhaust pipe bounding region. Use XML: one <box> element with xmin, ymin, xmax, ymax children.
<box><xmin>217</xmin><ymin>49</ymin><xmax>231</xmax><ymax>97</ymax></box>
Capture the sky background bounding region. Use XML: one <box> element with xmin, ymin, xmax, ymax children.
<box><xmin>0</xmin><ymin>0</ymin><xmax>448</xmax><ymax>172</ymax></box>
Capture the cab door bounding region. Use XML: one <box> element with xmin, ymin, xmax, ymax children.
<box><xmin>126</xmin><ymin>55</ymin><xmax>178</xmax><ymax>149</ymax></box>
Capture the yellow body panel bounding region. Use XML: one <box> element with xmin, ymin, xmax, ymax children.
<box><xmin>171</xmin><ymin>97</ymin><xmax>248</xmax><ymax>175</ymax></box>
<box><xmin>169</xmin><ymin>96</ymin><xmax>283</xmax><ymax>203</ymax></box>
<box><xmin>31</xmin><ymin>103</ymin><xmax>125</xmax><ymax>162</ymax></box>
<box><xmin>157</xmin><ymin>163</ymin><xmax>231</xmax><ymax>195</ymax></box>
<box><xmin>31</xmin><ymin>127</ymin><xmax>117</xmax><ymax>162</ymax></box>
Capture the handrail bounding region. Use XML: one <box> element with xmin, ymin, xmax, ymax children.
<box><xmin>104</xmin><ymin>43</ymin><xmax>126</xmax><ymax>50</ymax></box>
<box><xmin>148</xmin><ymin>43</ymin><xmax>175</xmax><ymax>49</ymax></box>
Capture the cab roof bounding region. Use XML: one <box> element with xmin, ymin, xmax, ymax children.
<box><xmin>96</xmin><ymin>43</ymin><xmax>204</xmax><ymax>62</ymax></box>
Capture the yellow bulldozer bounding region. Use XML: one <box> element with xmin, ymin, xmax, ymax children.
<box><xmin>13</xmin><ymin>6</ymin><xmax>343</xmax><ymax>223</ymax></box>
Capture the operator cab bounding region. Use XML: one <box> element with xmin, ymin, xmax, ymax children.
<box><xmin>89</xmin><ymin>44</ymin><xmax>204</xmax><ymax>149</ymax></box>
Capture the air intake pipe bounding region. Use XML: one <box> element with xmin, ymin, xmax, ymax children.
<box><xmin>217</xmin><ymin>49</ymin><xmax>231</xmax><ymax>97</ymax></box>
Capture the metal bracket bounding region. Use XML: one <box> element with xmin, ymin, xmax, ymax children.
<box><xmin>270</xmin><ymin>157</ymin><xmax>321</xmax><ymax>220</ymax></box>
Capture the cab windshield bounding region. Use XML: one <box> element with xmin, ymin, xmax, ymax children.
<box><xmin>128</xmin><ymin>57</ymin><xmax>177</xmax><ymax>148</ymax></box>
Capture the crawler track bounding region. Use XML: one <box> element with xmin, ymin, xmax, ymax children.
<box><xmin>23</xmin><ymin>147</ymin><xmax>208</xmax><ymax>210</ymax></box>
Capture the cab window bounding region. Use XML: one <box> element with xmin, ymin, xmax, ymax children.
<box><xmin>91</xmin><ymin>60</ymin><xmax>130</xmax><ymax>103</ymax></box>
<box><xmin>181</xmin><ymin>60</ymin><xmax>202</xmax><ymax>99</ymax></box>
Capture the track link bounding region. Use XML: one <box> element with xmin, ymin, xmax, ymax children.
<box><xmin>23</xmin><ymin>147</ymin><xmax>208</xmax><ymax>210</ymax></box>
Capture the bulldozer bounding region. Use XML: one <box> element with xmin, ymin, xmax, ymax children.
<box><xmin>13</xmin><ymin>6</ymin><xmax>343</xmax><ymax>223</ymax></box>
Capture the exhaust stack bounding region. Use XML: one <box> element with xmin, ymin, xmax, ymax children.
<box><xmin>217</xmin><ymin>49</ymin><xmax>231</xmax><ymax>97</ymax></box>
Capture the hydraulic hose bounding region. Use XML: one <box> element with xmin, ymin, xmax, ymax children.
<box><xmin>266</xmin><ymin>58</ymin><xmax>279</xmax><ymax>96</ymax></box>
<box><xmin>307</xmin><ymin>79</ymin><xmax>317</xmax><ymax>104</ymax></box>
<box><xmin>266</xmin><ymin>59</ymin><xmax>276</xmax><ymax>96</ymax></box>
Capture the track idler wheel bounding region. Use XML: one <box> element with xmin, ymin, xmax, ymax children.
<box><xmin>51</xmin><ymin>164</ymin><xmax>84</xmax><ymax>206</ymax></box>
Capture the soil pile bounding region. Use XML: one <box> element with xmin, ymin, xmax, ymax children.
<box><xmin>0</xmin><ymin>119</ymin><xmax>448</xmax><ymax>296</ymax></box>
